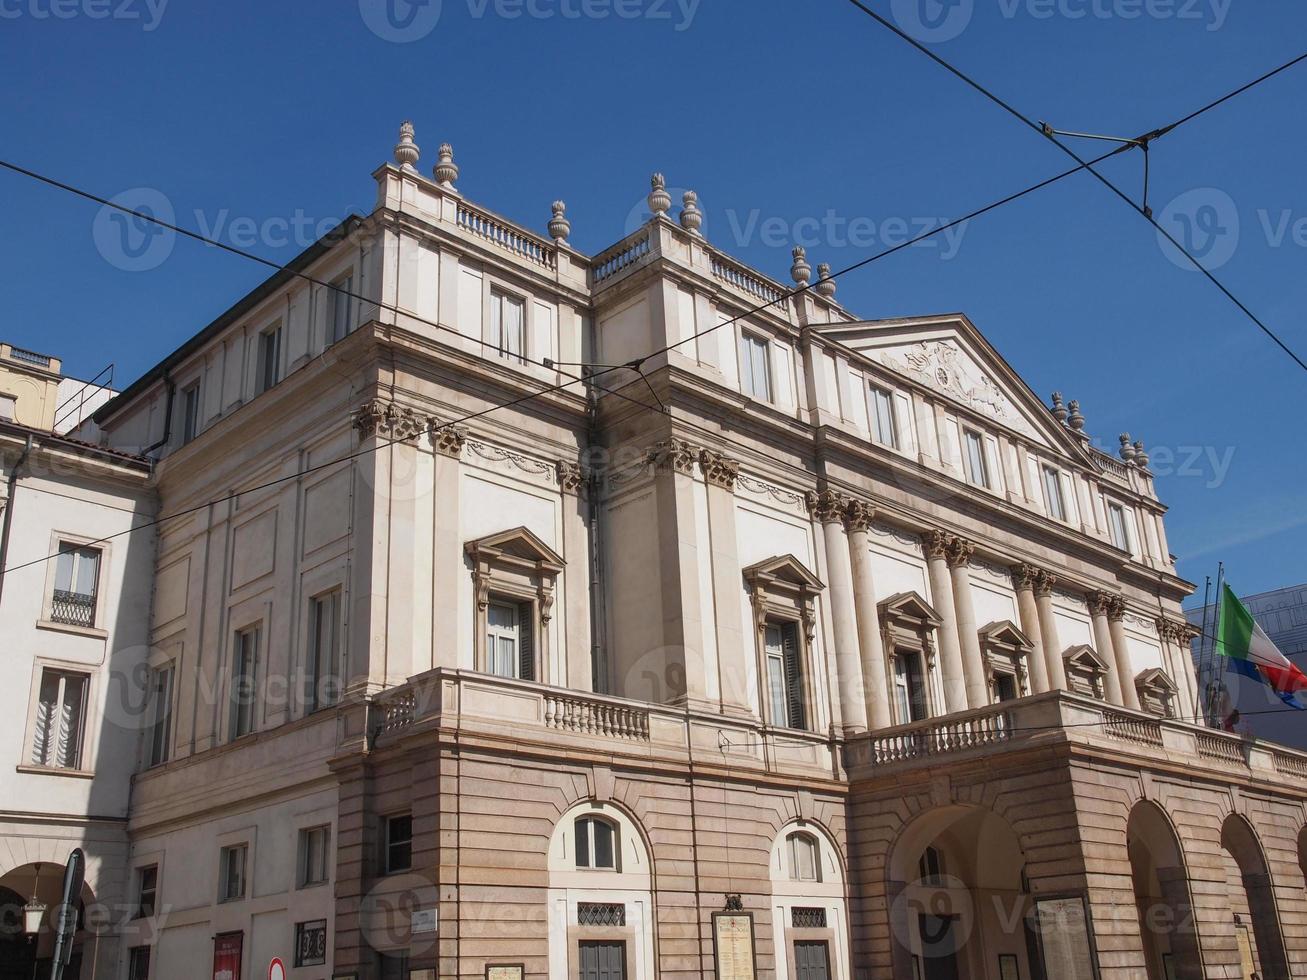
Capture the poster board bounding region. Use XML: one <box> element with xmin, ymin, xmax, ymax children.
<box><xmin>1033</xmin><ymin>896</ymin><xmax>1099</xmax><ymax>980</ymax></box>
<box><xmin>712</xmin><ymin>911</ymin><xmax>757</xmax><ymax>980</ymax></box>
<box><xmin>212</xmin><ymin>932</ymin><xmax>244</xmax><ymax>980</ymax></box>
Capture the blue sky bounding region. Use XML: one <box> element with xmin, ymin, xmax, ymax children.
<box><xmin>1</xmin><ymin>0</ymin><xmax>1304</xmax><ymax>600</ymax></box>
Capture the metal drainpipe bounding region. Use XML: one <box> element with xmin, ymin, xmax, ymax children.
<box><xmin>0</xmin><ymin>433</ymin><xmax>35</xmax><ymax>611</ymax></box>
<box><xmin>141</xmin><ymin>373</ymin><xmax>176</xmax><ymax>459</ymax></box>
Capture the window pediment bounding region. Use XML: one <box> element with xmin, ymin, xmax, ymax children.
<box><xmin>464</xmin><ymin>526</ymin><xmax>564</xmax><ymax>573</ymax></box>
<box><xmin>741</xmin><ymin>554</ymin><xmax>825</xmax><ymax>595</ymax></box>
<box><xmin>978</xmin><ymin>620</ymin><xmax>1033</xmax><ymax>653</ymax></box>
<box><xmin>1063</xmin><ymin>644</ymin><xmax>1109</xmax><ymax>700</ymax></box>
<box><xmin>1135</xmin><ymin>668</ymin><xmax>1179</xmax><ymax>718</ymax></box>
<box><xmin>1063</xmin><ymin>644</ymin><xmax>1109</xmax><ymax>672</ymax></box>
<box><xmin>877</xmin><ymin>591</ymin><xmax>944</xmax><ymax>629</ymax></box>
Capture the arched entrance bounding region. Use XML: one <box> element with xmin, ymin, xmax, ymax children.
<box><xmin>887</xmin><ymin>806</ymin><xmax>1036</xmax><ymax>980</ymax></box>
<box><xmin>1126</xmin><ymin>802</ymin><xmax>1202</xmax><ymax>980</ymax></box>
<box><xmin>768</xmin><ymin>821</ymin><xmax>850</xmax><ymax>980</ymax></box>
<box><xmin>0</xmin><ymin>864</ymin><xmax>92</xmax><ymax>980</ymax></box>
<box><xmin>1220</xmin><ymin>814</ymin><xmax>1289</xmax><ymax>980</ymax></box>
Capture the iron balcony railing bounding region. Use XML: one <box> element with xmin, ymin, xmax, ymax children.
<box><xmin>51</xmin><ymin>590</ymin><xmax>96</xmax><ymax>628</ymax></box>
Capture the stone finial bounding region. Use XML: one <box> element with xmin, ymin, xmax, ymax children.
<box><xmin>790</xmin><ymin>246</ymin><xmax>811</xmax><ymax>287</ymax></box>
<box><xmin>679</xmin><ymin>191</ymin><xmax>704</xmax><ymax>237</ymax></box>
<box><xmin>1067</xmin><ymin>400</ymin><xmax>1085</xmax><ymax>432</ymax></box>
<box><xmin>1119</xmin><ymin>433</ymin><xmax>1136</xmax><ymax>463</ymax></box>
<box><xmin>434</xmin><ymin>142</ymin><xmax>459</xmax><ymax>189</ymax></box>
<box><xmin>394</xmin><ymin>121</ymin><xmax>420</xmax><ymax>171</ymax></box>
<box><xmin>648</xmin><ymin>173</ymin><xmax>672</xmax><ymax>217</ymax></box>
<box><xmin>1050</xmin><ymin>391</ymin><xmax>1068</xmax><ymax>424</ymax></box>
<box><xmin>1133</xmin><ymin>440</ymin><xmax>1149</xmax><ymax>469</ymax></box>
<box><xmin>548</xmin><ymin>201</ymin><xmax>571</xmax><ymax>244</ymax></box>
<box><xmin>815</xmin><ymin>263</ymin><xmax>837</xmax><ymax>298</ymax></box>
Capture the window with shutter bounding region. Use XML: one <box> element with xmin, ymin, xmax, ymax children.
<box><xmin>782</xmin><ymin>622</ymin><xmax>806</xmax><ymax>730</ymax></box>
<box><xmin>517</xmin><ymin>600</ymin><xmax>535</xmax><ymax>681</ymax></box>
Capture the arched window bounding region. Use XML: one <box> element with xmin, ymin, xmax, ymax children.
<box><xmin>575</xmin><ymin>816</ymin><xmax>619</xmax><ymax>870</ymax></box>
<box><xmin>787</xmin><ymin>832</ymin><xmax>821</xmax><ymax>882</ymax></box>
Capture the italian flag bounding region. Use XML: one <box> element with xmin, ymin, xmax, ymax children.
<box><xmin>1216</xmin><ymin>583</ymin><xmax>1307</xmax><ymax>710</ymax></box>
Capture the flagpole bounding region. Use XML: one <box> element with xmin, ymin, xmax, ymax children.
<box><xmin>1205</xmin><ymin>562</ymin><xmax>1226</xmax><ymax>728</ymax></box>
<box><xmin>1195</xmin><ymin>575</ymin><xmax>1212</xmax><ymax>726</ymax></box>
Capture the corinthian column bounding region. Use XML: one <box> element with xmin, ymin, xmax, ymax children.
<box><xmin>1034</xmin><ymin>571</ymin><xmax>1067</xmax><ymax>691</ymax></box>
<box><xmin>1089</xmin><ymin>591</ymin><xmax>1126</xmax><ymax>706</ymax></box>
<box><xmin>924</xmin><ymin>531</ymin><xmax>968</xmax><ymax>714</ymax></box>
<box><xmin>1011</xmin><ymin>564</ymin><xmax>1049</xmax><ymax>694</ymax></box>
<box><xmin>810</xmin><ymin>490</ymin><xmax>867</xmax><ymax>732</ymax></box>
<box><xmin>1106</xmin><ymin>595</ymin><xmax>1141</xmax><ymax>710</ymax></box>
<box><xmin>846</xmin><ymin>501</ymin><xmax>893</xmax><ymax>731</ymax></box>
<box><xmin>946</xmin><ymin>537</ymin><xmax>989</xmax><ymax>709</ymax></box>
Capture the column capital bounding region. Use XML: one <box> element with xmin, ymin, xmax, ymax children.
<box><xmin>647</xmin><ymin>438</ymin><xmax>698</xmax><ymax>475</ymax></box>
<box><xmin>698</xmin><ymin>448</ymin><xmax>739</xmax><ymax>491</ymax></box>
<box><xmin>843</xmin><ymin>499</ymin><xmax>876</xmax><ymax>533</ymax></box>
<box><xmin>556</xmin><ymin>460</ymin><xmax>586</xmax><ymax>495</ymax></box>
<box><xmin>430</xmin><ymin>421</ymin><xmax>468</xmax><ymax>458</ymax></box>
<box><xmin>1088</xmin><ymin>590</ymin><xmax>1126</xmax><ymax>621</ymax></box>
<box><xmin>805</xmin><ymin>488</ymin><xmax>848</xmax><ymax>525</ymax></box>
<box><xmin>353</xmin><ymin>398</ymin><xmax>430</xmax><ymax>443</ymax></box>
<box><xmin>1034</xmin><ymin>570</ymin><xmax>1057</xmax><ymax>598</ymax></box>
<box><xmin>945</xmin><ymin>536</ymin><xmax>974</xmax><ymax>569</ymax></box>
<box><xmin>923</xmin><ymin>529</ymin><xmax>951</xmax><ymax>561</ymax></box>
<box><xmin>1011</xmin><ymin>562</ymin><xmax>1040</xmax><ymax>591</ymax></box>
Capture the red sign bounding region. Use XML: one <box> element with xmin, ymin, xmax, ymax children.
<box><xmin>213</xmin><ymin>932</ymin><xmax>243</xmax><ymax>980</ymax></box>
<box><xmin>269</xmin><ymin>957</ymin><xmax>286</xmax><ymax>980</ymax></box>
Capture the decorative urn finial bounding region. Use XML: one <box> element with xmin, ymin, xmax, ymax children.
<box><xmin>1119</xmin><ymin>433</ymin><xmax>1136</xmax><ymax>462</ymax></box>
<box><xmin>790</xmin><ymin>246</ymin><xmax>811</xmax><ymax>287</ymax></box>
<box><xmin>1050</xmin><ymin>391</ymin><xmax>1068</xmax><ymax>424</ymax></box>
<box><xmin>1067</xmin><ymin>400</ymin><xmax>1085</xmax><ymax>432</ymax></box>
<box><xmin>648</xmin><ymin>173</ymin><xmax>672</xmax><ymax>217</ymax></box>
<box><xmin>679</xmin><ymin>191</ymin><xmax>704</xmax><ymax>237</ymax></box>
<box><xmin>394</xmin><ymin>121</ymin><xmax>420</xmax><ymax>171</ymax></box>
<box><xmin>1133</xmin><ymin>440</ymin><xmax>1150</xmax><ymax>469</ymax></box>
<box><xmin>815</xmin><ymin>262</ymin><xmax>837</xmax><ymax>298</ymax></box>
<box><xmin>434</xmin><ymin>142</ymin><xmax>459</xmax><ymax>189</ymax></box>
<box><xmin>548</xmin><ymin>201</ymin><xmax>571</xmax><ymax>244</ymax></box>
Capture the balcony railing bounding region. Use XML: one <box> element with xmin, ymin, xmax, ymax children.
<box><xmin>456</xmin><ymin>202</ymin><xmax>557</xmax><ymax>270</ymax></box>
<box><xmin>50</xmin><ymin>590</ymin><xmax>96</xmax><ymax>628</ymax></box>
<box><xmin>6</xmin><ymin>345</ymin><xmax>53</xmax><ymax>367</ymax></box>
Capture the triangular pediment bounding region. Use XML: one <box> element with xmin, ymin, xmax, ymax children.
<box><xmin>817</xmin><ymin>314</ymin><xmax>1090</xmax><ymax>460</ymax></box>
<box><xmin>742</xmin><ymin>554</ymin><xmax>824</xmax><ymax>592</ymax></box>
<box><xmin>464</xmin><ymin>526</ymin><xmax>564</xmax><ymax>569</ymax></box>
<box><xmin>1063</xmin><ymin>644</ymin><xmax>1109</xmax><ymax>672</ymax></box>
<box><xmin>1135</xmin><ymin>667</ymin><xmax>1178</xmax><ymax>693</ymax></box>
<box><xmin>878</xmin><ymin>591</ymin><xmax>944</xmax><ymax>626</ymax></box>
<box><xmin>979</xmin><ymin>620</ymin><xmax>1033</xmax><ymax>650</ymax></box>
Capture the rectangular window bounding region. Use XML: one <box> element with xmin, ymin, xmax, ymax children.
<box><xmin>1108</xmin><ymin>502</ymin><xmax>1131</xmax><ymax>551</ymax></box>
<box><xmin>31</xmin><ymin>669</ymin><xmax>89</xmax><ymax>769</ymax></box>
<box><xmin>489</xmin><ymin>291</ymin><xmax>525</xmax><ymax>363</ymax></box>
<box><xmin>893</xmin><ymin>651</ymin><xmax>928</xmax><ymax>723</ymax></box>
<box><xmin>995</xmin><ymin>673</ymin><xmax>1019</xmax><ymax>703</ymax></box>
<box><xmin>127</xmin><ymin>946</ymin><xmax>151</xmax><ymax>980</ymax></box>
<box><xmin>486</xmin><ymin>599</ymin><xmax>534</xmax><ymax>681</ymax></box>
<box><xmin>738</xmin><ymin>333</ymin><xmax>772</xmax><ymax>401</ymax></box>
<box><xmin>294</xmin><ymin>920</ymin><xmax>328</xmax><ymax>967</ymax></box>
<box><xmin>257</xmin><ymin>325</ymin><xmax>281</xmax><ymax>393</ymax></box>
<box><xmin>764</xmin><ymin>622</ymin><xmax>806</xmax><ymax>730</ymax></box>
<box><xmin>384</xmin><ymin>814</ymin><xmax>413</xmax><ymax>874</ymax></box>
<box><xmin>963</xmin><ymin>428</ymin><xmax>990</xmax><ymax>488</ymax></box>
<box><xmin>218</xmin><ymin>844</ymin><xmax>247</xmax><ymax>903</ymax></box>
<box><xmin>868</xmin><ymin>384</ymin><xmax>899</xmax><ymax>448</ymax></box>
<box><xmin>329</xmin><ymin>274</ymin><xmax>354</xmax><ymax>343</ymax></box>
<box><xmin>306</xmin><ymin>590</ymin><xmax>342</xmax><ymax>712</ymax></box>
<box><xmin>51</xmin><ymin>543</ymin><xmax>100</xmax><ymax>627</ymax></box>
<box><xmin>134</xmin><ymin>865</ymin><xmax>158</xmax><ymax>919</ymax></box>
<box><xmin>1042</xmin><ymin>465</ymin><xmax>1067</xmax><ymax>521</ymax></box>
<box><xmin>230</xmin><ymin>626</ymin><xmax>259</xmax><ymax>740</ymax></box>
<box><xmin>0</xmin><ymin>396</ymin><xmax>14</xmax><ymax>421</ymax></box>
<box><xmin>298</xmin><ymin>826</ymin><xmax>330</xmax><ymax>888</ymax></box>
<box><xmin>147</xmin><ymin>664</ymin><xmax>174</xmax><ymax>768</ymax></box>
<box><xmin>180</xmin><ymin>382</ymin><xmax>201</xmax><ymax>444</ymax></box>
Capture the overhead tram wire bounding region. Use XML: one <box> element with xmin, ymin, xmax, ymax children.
<box><xmin>0</xmin><ymin>144</ymin><xmax>1129</xmax><ymax>579</ymax></box>
<box><xmin>836</xmin><ymin>0</ymin><xmax>1307</xmax><ymax>374</ymax></box>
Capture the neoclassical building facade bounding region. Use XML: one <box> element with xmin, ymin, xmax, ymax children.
<box><xmin>78</xmin><ymin>123</ymin><xmax>1307</xmax><ymax>980</ymax></box>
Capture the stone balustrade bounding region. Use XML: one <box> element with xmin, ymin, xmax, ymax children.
<box><xmin>456</xmin><ymin>201</ymin><xmax>558</xmax><ymax>270</ymax></box>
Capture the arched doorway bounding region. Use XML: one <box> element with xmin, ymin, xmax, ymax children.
<box><xmin>887</xmin><ymin>806</ymin><xmax>1036</xmax><ymax>980</ymax></box>
<box><xmin>768</xmin><ymin>821</ymin><xmax>850</xmax><ymax>980</ymax></box>
<box><xmin>546</xmin><ymin>800</ymin><xmax>655</xmax><ymax>980</ymax></box>
<box><xmin>1220</xmin><ymin>814</ymin><xmax>1289</xmax><ymax>980</ymax></box>
<box><xmin>0</xmin><ymin>864</ymin><xmax>92</xmax><ymax>980</ymax></box>
<box><xmin>1126</xmin><ymin>802</ymin><xmax>1202</xmax><ymax>980</ymax></box>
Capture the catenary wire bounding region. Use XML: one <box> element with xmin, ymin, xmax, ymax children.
<box><xmin>835</xmin><ymin>0</ymin><xmax>1307</xmax><ymax>373</ymax></box>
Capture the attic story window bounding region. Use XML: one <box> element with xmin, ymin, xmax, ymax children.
<box><xmin>465</xmin><ymin>527</ymin><xmax>564</xmax><ymax>683</ymax></box>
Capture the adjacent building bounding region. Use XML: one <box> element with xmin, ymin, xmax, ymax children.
<box><xmin>0</xmin><ymin>343</ymin><xmax>154</xmax><ymax>976</ymax></box>
<box><xmin>27</xmin><ymin>123</ymin><xmax>1307</xmax><ymax>980</ymax></box>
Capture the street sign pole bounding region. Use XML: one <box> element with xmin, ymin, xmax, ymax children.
<box><xmin>48</xmin><ymin>848</ymin><xmax>84</xmax><ymax>980</ymax></box>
